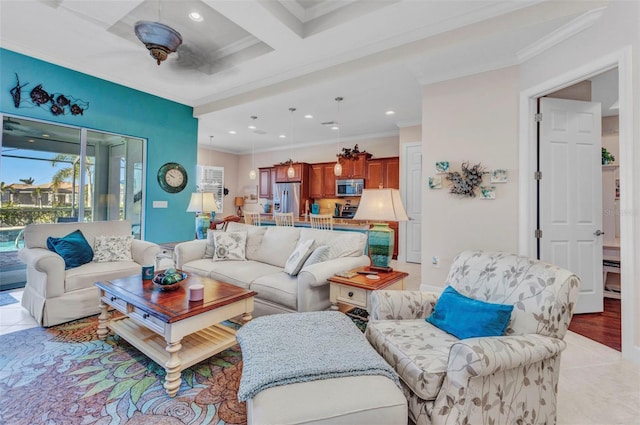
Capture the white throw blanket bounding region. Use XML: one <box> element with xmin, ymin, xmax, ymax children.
<box><xmin>236</xmin><ymin>311</ymin><xmax>399</xmax><ymax>401</ymax></box>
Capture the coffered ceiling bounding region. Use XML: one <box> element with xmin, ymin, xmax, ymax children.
<box><xmin>0</xmin><ymin>0</ymin><xmax>608</xmax><ymax>154</ymax></box>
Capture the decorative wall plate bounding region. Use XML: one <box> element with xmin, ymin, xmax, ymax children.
<box><xmin>435</xmin><ymin>161</ymin><xmax>450</xmax><ymax>173</ymax></box>
<box><xmin>157</xmin><ymin>162</ymin><xmax>188</xmax><ymax>193</ymax></box>
<box><xmin>490</xmin><ymin>169</ymin><xmax>508</xmax><ymax>183</ymax></box>
<box><xmin>480</xmin><ymin>186</ymin><xmax>496</xmax><ymax>199</ymax></box>
<box><xmin>428</xmin><ymin>176</ymin><xmax>442</xmax><ymax>189</ymax></box>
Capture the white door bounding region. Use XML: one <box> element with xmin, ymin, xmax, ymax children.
<box><xmin>539</xmin><ymin>97</ymin><xmax>603</xmax><ymax>314</ymax></box>
<box><xmin>403</xmin><ymin>143</ymin><xmax>422</xmax><ymax>263</ymax></box>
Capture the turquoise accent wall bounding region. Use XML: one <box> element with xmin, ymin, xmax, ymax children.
<box><xmin>0</xmin><ymin>49</ymin><xmax>198</xmax><ymax>243</ymax></box>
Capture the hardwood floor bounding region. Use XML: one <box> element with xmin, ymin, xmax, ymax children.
<box><xmin>568</xmin><ymin>298</ymin><xmax>621</xmax><ymax>351</ymax></box>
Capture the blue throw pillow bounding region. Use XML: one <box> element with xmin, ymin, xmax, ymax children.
<box><xmin>426</xmin><ymin>286</ymin><xmax>514</xmax><ymax>339</ymax></box>
<box><xmin>46</xmin><ymin>229</ymin><xmax>94</xmax><ymax>270</ymax></box>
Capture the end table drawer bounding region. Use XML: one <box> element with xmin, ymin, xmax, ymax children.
<box><xmin>336</xmin><ymin>285</ymin><xmax>367</xmax><ymax>308</ymax></box>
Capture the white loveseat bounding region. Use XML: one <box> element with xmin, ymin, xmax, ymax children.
<box><xmin>19</xmin><ymin>220</ymin><xmax>161</xmax><ymax>327</ymax></box>
<box><xmin>174</xmin><ymin>222</ymin><xmax>370</xmax><ymax>316</ymax></box>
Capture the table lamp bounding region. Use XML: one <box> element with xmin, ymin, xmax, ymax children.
<box><xmin>186</xmin><ymin>192</ymin><xmax>218</xmax><ymax>239</ymax></box>
<box><xmin>353</xmin><ymin>188</ymin><xmax>408</xmax><ymax>272</ymax></box>
<box><xmin>235</xmin><ymin>196</ymin><xmax>244</xmax><ymax>216</ymax></box>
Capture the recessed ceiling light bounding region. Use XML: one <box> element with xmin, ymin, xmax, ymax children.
<box><xmin>385</xmin><ymin>110</ymin><xmax>395</xmax><ymax>116</ymax></box>
<box><xmin>28</xmin><ymin>139</ymin><xmax>35</xmax><ymax>143</ymax></box>
<box><xmin>279</xmin><ymin>134</ymin><xmax>286</xmax><ymax>139</ymax></box>
<box><xmin>228</xmin><ymin>130</ymin><xmax>237</xmax><ymax>135</ymax></box>
<box><xmin>42</xmin><ymin>133</ymin><xmax>50</xmax><ymax>137</ymax></box>
<box><xmin>188</xmin><ymin>12</ymin><xmax>203</xmax><ymax>22</ymax></box>
<box><xmin>331</xmin><ymin>126</ymin><xmax>339</xmax><ymax>131</ymax></box>
<box><xmin>248</xmin><ymin>125</ymin><xmax>256</xmax><ymax>130</ymax></box>
<box><xmin>304</xmin><ymin>114</ymin><xmax>313</xmax><ymax>119</ymax></box>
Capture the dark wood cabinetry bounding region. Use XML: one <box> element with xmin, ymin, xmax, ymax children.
<box><xmin>366</xmin><ymin>157</ymin><xmax>399</xmax><ymax>189</ymax></box>
<box><xmin>389</xmin><ymin>221</ymin><xmax>399</xmax><ymax>260</ymax></box>
<box><xmin>275</xmin><ymin>163</ymin><xmax>306</xmax><ymax>182</ymax></box>
<box><xmin>309</xmin><ymin>163</ymin><xmax>336</xmax><ymax>198</ymax></box>
<box><xmin>338</xmin><ymin>153</ymin><xmax>369</xmax><ymax>179</ymax></box>
<box><xmin>259</xmin><ymin>167</ymin><xmax>276</xmax><ymax>199</ymax></box>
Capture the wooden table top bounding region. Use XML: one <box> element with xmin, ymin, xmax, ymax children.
<box><xmin>96</xmin><ymin>273</ymin><xmax>256</xmax><ymax>324</ymax></box>
<box><xmin>328</xmin><ymin>267</ymin><xmax>409</xmax><ymax>290</ymax></box>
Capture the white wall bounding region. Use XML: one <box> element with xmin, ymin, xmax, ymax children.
<box><xmin>518</xmin><ymin>0</ymin><xmax>639</xmax><ymax>362</ymax></box>
<box><xmin>399</xmin><ymin>125</ymin><xmax>422</xmax><ymax>144</ymax></box>
<box><xmin>421</xmin><ymin>66</ymin><xmax>519</xmax><ymax>287</ymax></box>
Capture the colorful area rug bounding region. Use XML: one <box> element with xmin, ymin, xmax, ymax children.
<box><xmin>0</xmin><ymin>293</ymin><xmax>19</xmax><ymax>306</ymax></box>
<box><xmin>0</xmin><ymin>313</ymin><xmax>370</xmax><ymax>425</ymax></box>
<box><xmin>0</xmin><ymin>316</ymin><xmax>245</xmax><ymax>425</ymax></box>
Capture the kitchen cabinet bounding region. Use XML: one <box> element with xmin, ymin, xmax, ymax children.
<box><xmin>366</xmin><ymin>157</ymin><xmax>399</xmax><ymax>189</ymax></box>
<box><xmin>275</xmin><ymin>163</ymin><xmax>305</xmax><ymax>182</ymax></box>
<box><xmin>310</xmin><ymin>163</ymin><xmax>336</xmax><ymax>198</ymax></box>
<box><xmin>389</xmin><ymin>221</ymin><xmax>399</xmax><ymax>260</ymax></box>
<box><xmin>259</xmin><ymin>167</ymin><xmax>275</xmax><ymax>199</ymax></box>
<box><xmin>385</xmin><ymin>157</ymin><xmax>400</xmax><ymax>189</ymax></box>
<box><xmin>338</xmin><ymin>153</ymin><xmax>369</xmax><ymax>179</ymax></box>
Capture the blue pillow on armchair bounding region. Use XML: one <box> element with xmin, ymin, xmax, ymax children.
<box><xmin>426</xmin><ymin>286</ymin><xmax>514</xmax><ymax>339</ymax></box>
<box><xmin>46</xmin><ymin>229</ymin><xmax>94</xmax><ymax>270</ymax></box>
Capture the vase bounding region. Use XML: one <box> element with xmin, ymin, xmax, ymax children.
<box><xmin>368</xmin><ymin>223</ymin><xmax>394</xmax><ymax>269</ymax></box>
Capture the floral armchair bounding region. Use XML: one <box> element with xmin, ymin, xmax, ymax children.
<box><xmin>365</xmin><ymin>250</ymin><xmax>580</xmax><ymax>425</ymax></box>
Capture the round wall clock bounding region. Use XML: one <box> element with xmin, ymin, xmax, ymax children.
<box><xmin>157</xmin><ymin>162</ymin><xmax>188</xmax><ymax>193</ymax></box>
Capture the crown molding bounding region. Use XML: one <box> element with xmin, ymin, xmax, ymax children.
<box><xmin>516</xmin><ymin>6</ymin><xmax>606</xmax><ymax>63</ymax></box>
<box><xmin>202</xmin><ymin>129</ymin><xmax>399</xmax><ymax>155</ymax></box>
<box><xmin>395</xmin><ymin>120</ymin><xmax>421</xmax><ymax>128</ymax></box>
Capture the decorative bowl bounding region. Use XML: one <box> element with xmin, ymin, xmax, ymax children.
<box><xmin>152</xmin><ymin>270</ymin><xmax>188</xmax><ymax>291</ymax></box>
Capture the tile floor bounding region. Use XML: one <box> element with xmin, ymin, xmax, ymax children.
<box><xmin>1</xmin><ymin>260</ymin><xmax>638</xmax><ymax>425</ymax></box>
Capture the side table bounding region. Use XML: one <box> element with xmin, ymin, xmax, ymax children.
<box><xmin>156</xmin><ymin>240</ymin><xmax>190</xmax><ymax>269</ymax></box>
<box><xmin>328</xmin><ymin>267</ymin><xmax>408</xmax><ymax>312</ymax></box>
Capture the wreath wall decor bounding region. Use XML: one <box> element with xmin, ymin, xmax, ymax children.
<box><xmin>445</xmin><ymin>162</ymin><xmax>487</xmax><ymax>197</ymax></box>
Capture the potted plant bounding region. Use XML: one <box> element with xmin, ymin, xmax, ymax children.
<box><xmin>602</xmin><ymin>147</ymin><xmax>615</xmax><ymax>165</ymax></box>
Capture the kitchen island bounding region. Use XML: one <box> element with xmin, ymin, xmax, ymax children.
<box><xmin>259</xmin><ymin>216</ymin><xmax>370</xmax><ymax>232</ymax></box>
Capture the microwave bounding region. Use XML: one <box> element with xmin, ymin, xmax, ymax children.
<box><xmin>336</xmin><ymin>179</ymin><xmax>364</xmax><ymax>197</ymax></box>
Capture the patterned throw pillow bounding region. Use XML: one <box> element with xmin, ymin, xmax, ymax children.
<box><xmin>302</xmin><ymin>245</ymin><xmax>331</xmax><ymax>267</ymax></box>
<box><xmin>204</xmin><ymin>230</ymin><xmax>221</xmax><ymax>258</ymax></box>
<box><xmin>284</xmin><ymin>239</ymin><xmax>314</xmax><ymax>276</ymax></box>
<box><xmin>93</xmin><ymin>235</ymin><xmax>133</xmax><ymax>262</ymax></box>
<box><xmin>46</xmin><ymin>229</ymin><xmax>94</xmax><ymax>270</ymax></box>
<box><xmin>213</xmin><ymin>231</ymin><xmax>247</xmax><ymax>261</ymax></box>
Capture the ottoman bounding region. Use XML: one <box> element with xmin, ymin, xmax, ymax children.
<box><xmin>236</xmin><ymin>311</ymin><xmax>407</xmax><ymax>425</ymax></box>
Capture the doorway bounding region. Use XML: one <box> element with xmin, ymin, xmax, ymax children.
<box><xmin>518</xmin><ymin>48</ymin><xmax>634</xmax><ymax>359</ymax></box>
<box><xmin>401</xmin><ymin>142</ymin><xmax>422</xmax><ymax>263</ymax></box>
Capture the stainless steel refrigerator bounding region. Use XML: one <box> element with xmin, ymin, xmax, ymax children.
<box><xmin>273</xmin><ymin>182</ymin><xmax>301</xmax><ymax>216</ymax></box>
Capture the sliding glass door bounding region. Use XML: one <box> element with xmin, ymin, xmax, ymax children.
<box><xmin>0</xmin><ymin>115</ymin><xmax>145</xmax><ymax>289</ymax></box>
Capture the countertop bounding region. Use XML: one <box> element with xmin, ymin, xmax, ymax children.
<box><xmin>260</xmin><ymin>216</ymin><xmax>370</xmax><ymax>231</ymax></box>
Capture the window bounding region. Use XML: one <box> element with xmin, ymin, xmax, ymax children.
<box><xmin>197</xmin><ymin>165</ymin><xmax>224</xmax><ymax>212</ymax></box>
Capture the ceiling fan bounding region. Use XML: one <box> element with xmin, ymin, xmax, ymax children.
<box><xmin>134</xmin><ymin>20</ymin><xmax>183</xmax><ymax>65</ymax></box>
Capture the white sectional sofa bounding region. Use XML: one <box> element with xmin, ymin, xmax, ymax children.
<box><xmin>174</xmin><ymin>222</ymin><xmax>371</xmax><ymax>316</ymax></box>
<box><xmin>19</xmin><ymin>220</ymin><xmax>161</xmax><ymax>327</ymax></box>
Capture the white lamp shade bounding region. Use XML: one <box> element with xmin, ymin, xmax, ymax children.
<box><xmin>353</xmin><ymin>188</ymin><xmax>408</xmax><ymax>222</ymax></box>
<box><xmin>186</xmin><ymin>192</ymin><xmax>219</xmax><ymax>213</ymax></box>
